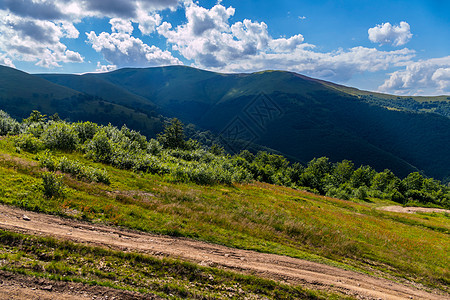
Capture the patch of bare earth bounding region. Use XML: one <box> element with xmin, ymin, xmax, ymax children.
<box><xmin>378</xmin><ymin>206</ymin><xmax>450</xmax><ymax>214</ymax></box>
<box><xmin>0</xmin><ymin>270</ymin><xmax>160</xmax><ymax>300</ymax></box>
<box><xmin>0</xmin><ymin>204</ymin><xmax>448</xmax><ymax>300</ymax></box>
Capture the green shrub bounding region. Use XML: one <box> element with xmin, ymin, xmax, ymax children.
<box><xmin>41</xmin><ymin>172</ymin><xmax>66</xmax><ymax>199</ymax></box>
<box><xmin>0</xmin><ymin>110</ymin><xmax>22</xmax><ymax>135</ymax></box>
<box><xmin>36</xmin><ymin>150</ymin><xmax>58</xmax><ymax>171</ymax></box>
<box><xmin>41</xmin><ymin>122</ymin><xmax>79</xmax><ymax>151</ymax></box>
<box><xmin>74</xmin><ymin>121</ymin><xmax>99</xmax><ymax>143</ymax></box>
<box><xmin>147</xmin><ymin>139</ymin><xmax>163</xmax><ymax>155</ymax></box>
<box><xmin>90</xmin><ymin>168</ymin><xmax>110</xmax><ymax>184</ymax></box>
<box><xmin>86</xmin><ymin>130</ymin><xmax>113</xmax><ymax>163</ymax></box>
<box><xmin>13</xmin><ymin>133</ymin><xmax>44</xmax><ymax>153</ymax></box>
<box><xmin>37</xmin><ymin>152</ymin><xmax>110</xmax><ymax>185</ymax></box>
<box><xmin>58</xmin><ymin>157</ymin><xmax>82</xmax><ymax>176</ymax></box>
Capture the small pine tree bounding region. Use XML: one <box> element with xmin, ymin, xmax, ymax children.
<box><xmin>157</xmin><ymin>118</ymin><xmax>186</xmax><ymax>149</ymax></box>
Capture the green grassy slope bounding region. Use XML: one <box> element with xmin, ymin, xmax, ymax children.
<box><xmin>0</xmin><ymin>65</ymin><xmax>80</xmax><ymax>100</ymax></box>
<box><xmin>0</xmin><ymin>66</ymin><xmax>162</xmax><ymax>136</ymax></box>
<box><xmin>0</xmin><ymin>137</ymin><xmax>448</xmax><ymax>292</ymax></box>
<box><xmin>38</xmin><ymin>73</ymin><xmax>158</xmax><ymax>114</ymax></box>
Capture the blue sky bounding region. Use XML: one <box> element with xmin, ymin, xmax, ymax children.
<box><xmin>0</xmin><ymin>0</ymin><xmax>449</xmax><ymax>95</ymax></box>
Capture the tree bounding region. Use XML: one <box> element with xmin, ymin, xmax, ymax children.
<box><xmin>331</xmin><ymin>160</ymin><xmax>354</xmax><ymax>186</ymax></box>
<box><xmin>157</xmin><ymin>118</ymin><xmax>186</xmax><ymax>149</ymax></box>
<box><xmin>350</xmin><ymin>165</ymin><xmax>376</xmax><ymax>188</ymax></box>
<box><xmin>400</xmin><ymin>172</ymin><xmax>424</xmax><ymax>192</ymax></box>
<box><xmin>24</xmin><ymin>110</ymin><xmax>47</xmax><ymax>123</ymax></box>
<box><xmin>49</xmin><ymin>113</ymin><xmax>61</xmax><ymax>122</ymax></box>
<box><xmin>209</xmin><ymin>144</ymin><xmax>225</xmax><ymax>156</ymax></box>
<box><xmin>299</xmin><ymin>157</ymin><xmax>331</xmax><ymax>193</ymax></box>
<box><xmin>371</xmin><ymin>169</ymin><xmax>399</xmax><ymax>193</ymax></box>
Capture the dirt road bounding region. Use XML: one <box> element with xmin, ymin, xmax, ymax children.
<box><xmin>0</xmin><ymin>204</ymin><xmax>447</xmax><ymax>300</ymax></box>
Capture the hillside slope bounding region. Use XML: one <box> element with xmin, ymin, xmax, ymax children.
<box><xmin>0</xmin><ymin>132</ymin><xmax>448</xmax><ymax>298</ymax></box>
<box><xmin>0</xmin><ymin>65</ymin><xmax>162</xmax><ymax>136</ymax></box>
<box><xmin>38</xmin><ymin>66</ymin><xmax>450</xmax><ymax>180</ymax></box>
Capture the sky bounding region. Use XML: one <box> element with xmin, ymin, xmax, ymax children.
<box><xmin>0</xmin><ymin>0</ymin><xmax>449</xmax><ymax>95</ymax></box>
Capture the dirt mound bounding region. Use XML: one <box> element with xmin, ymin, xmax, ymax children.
<box><xmin>0</xmin><ymin>204</ymin><xmax>447</xmax><ymax>300</ymax></box>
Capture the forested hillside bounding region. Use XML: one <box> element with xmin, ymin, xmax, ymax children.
<box><xmin>1</xmin><ymin>65</ymin><xmax>449</xmax><ymax>180</ymax></box>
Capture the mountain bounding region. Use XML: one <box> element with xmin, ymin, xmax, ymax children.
<box><xmin>37</xmin><ymin>66</ymin><xmax>450</xmax><ymax>180</ymax></box>
<box><xmin>0</xmin><ymin>65</ymin><xmax>162</xmax><ymax>136</ymax></box>
<box><xmin>1</xmin><ymin>65</ymin><xmax>449</xmax><ymax>180</ymax></box>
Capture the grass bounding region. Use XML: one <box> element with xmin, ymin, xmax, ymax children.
<box><xmin>0</xmin><ymin>230</ymin><xmax>341</xmax><ymax>299</ymax></box>
<box><xmin>0</xmin><ymin>137</ymin><xmax>449</xmax><ymax>292</ymax></box>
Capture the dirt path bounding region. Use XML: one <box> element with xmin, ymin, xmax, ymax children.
<box><xmin>379</xmin><ymin>206</ymin><xmax>450</xmax><ymax>214</ymax></box>
<box><xmin>0</xmin><ymin>204</ymin><xmax>447</xmax><ymax>300</ymax></box>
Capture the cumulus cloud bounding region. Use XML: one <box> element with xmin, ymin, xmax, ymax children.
<box><xmin>158</xmin><ymin>1</ymin><xmax>307</xmax><ymax>68</ymax></box>
<box><xmin>0</xmin><ymin>0</ymin><xmax>179</xmax><ymax>21</ymax></box>
<box><xmin>96</xmin><ymin>61</ymin><xmax>117</xmax><ymax>73</ymax></box>
<box><xmin>135</xmin><ymin>10</ymin><xmax>162</xmax><ymax>35</ymax></box>
<box><xmin>0</xmin><ymin>12</ymin><xmax>83</xmax><ymax>68</ymax></box>
<box><xmin>110</xmin><ymin>18</ymin><xmax>134</xmax><ymax>34</ymax></box>
<box><xmin>158</xmin><ymin>1</ymin><xmax>415</xmax><ymax>81</ymax></box>
<box><xmin>379</xmin><ymin>56</ymin><xmax>450</xmax><ymax>94</ymax></box>
<box><xmin>368</xmin><ymin>21</ymin><xmax>412</xmax><ymax>46</ymax></box>
<box><xmin>0</xmin><ymin>54</ymin><xmax>15</xmax><ymax>68</ymax></box>
<box><xmin>0</xmin><ymin>0</ymin><xmax>65</xmax><ymax>20</ymax></box>
<box><xmin>86</xmin><ymin>21</ymin><xmax>181</xmax><ymax>68</ymax></box>
<box><xmin>0</xmin><ymin>0</ymin><xmax>179</xmax><ymax>68</ymax></box>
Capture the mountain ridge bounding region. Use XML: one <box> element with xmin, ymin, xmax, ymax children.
<box><xmin>1</xmin><ymin>64</ymin><xmax>449</xmax><ymax>180</ymax></box>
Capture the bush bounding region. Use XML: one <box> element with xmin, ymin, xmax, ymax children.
<box><xmin>14</xmin><ymin>133</ymin><xmax>44</xmax><ymax>153</ymax></box>
<box><xmin>37</xmin><ymin>152</ymin><xmax>110</xmax><ymax>185</ymax></box>
<box><xmin>74</xmin><ymin>121</ymin><xmax>99</xmax><ymax>143</ymax></box>
<box><xmin>36</xmin><ymin>150</ymin><xmax>58</xmax><ymax>171</ymax></box>
<box><xmin>41</xmin><ymin>122</ymin><xmax>79</xmax><ymax>151</ymax></box>
<box><xmin>158</xmin><ymin>118</ymin><xmax>187</xmax><ymax>149</ymax></box>
<box><xmin>86</xmin><ymin>130</ymin><xmax>113</xmax><ymax>163</ymax></box>
<box><xmin>147</xmin><ymin>139</ymin><xmax>163</xmax><ymax>155</ymax></box>
<box><xmin>0</xmin><ymin>110</ymin><xmax>22</xmax><ymax>136</ymax></box>
<box><xmin>42</xmin><ymin>172</ymin><xmax>66</xmax><ymax>199</ymax></box>
<box><xmin>58</xmin><ymin>156</ymin><xmax>82</xmax><ymax>176</ymax></box>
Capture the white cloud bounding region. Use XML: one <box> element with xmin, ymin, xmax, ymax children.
<box><xmin>60</xmin><ymin>21</ymin><xmax>80</xmax><ymax>38</ymax></box>
<box><xmin>368</xmin><ymin>21</ymin><xmax>412</xmax><ymax>46</ymax></box>
<box><xmin>0</xmin><ymin>12</ymin><xmax>83</xmax><ymax>68</ymax></box>
<box><xmin>0</xmin><ymin>0</ymin><xmax>180</xmax><ymax>68</ymax></box>
<box><xmin>158</xmin><ymin>1</ymin><xmax>308</xmax><ymax>68</ymax></box>
<box><xmin>158</xmin><ymin>1</ymin><xmax>415</xmax><ymax>82</ymax></box>
<box><xmin>135</xmin><ymin>10</ymin><xmax>162</xmax><ymax>35</ymax></box>
<box><xmin>95</xmin><ymin>61</ymin><xmax>117</xmax><ymax>73</ymax></box>
<box><xmin>110</xmin><ymin>18</ymin><xmax>134</xmax><ymax>34</ymax></box>
<box><xmin>0</xmin><ymin>54</ymin><xmax>15</xmax><ymax>68</ymax></box>
<box><xmin>0</xmin><ymin>0</ymin><xmax>180</xmax><ymax>21</ymax></box>
<box><xmin>86</xmin><ymin>25</ymin><xmax>181</xmax><ymax>68</ymax></box>
<box><xmin>379</xmin><ymin>56</ymin><xmax>450</xmax><ymax>95</ymax></box>
<box><xmin>431</xmin><ymin>68</ymin><xmax>450</xmax><ymax>92</ymax></box>
<box><xmin>269</xmin><ymin>34</ymin><xmax>305</xmax><ymax>53</ymax></box>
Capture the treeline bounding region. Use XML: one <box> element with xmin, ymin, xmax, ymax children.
<box><xmin>1</xmin><ymin>110</ymin><xmax>449</xmax><ymax>208</ymax></box>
